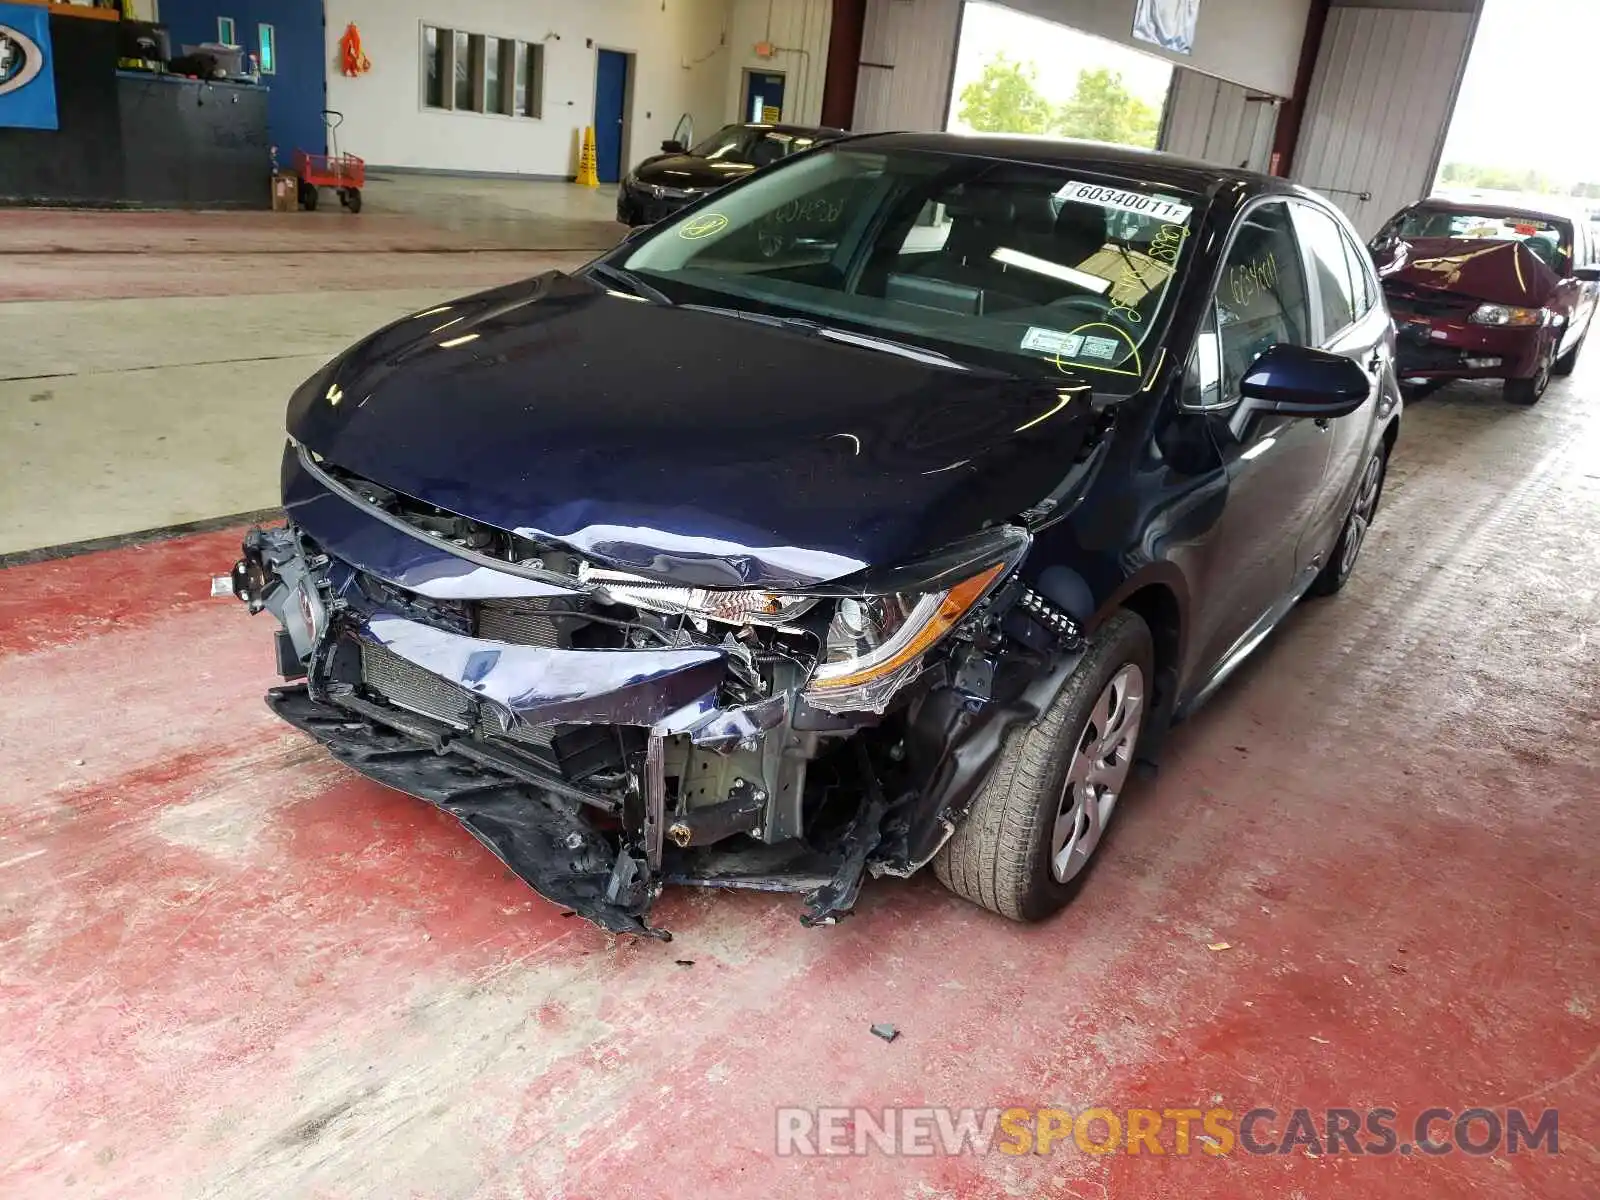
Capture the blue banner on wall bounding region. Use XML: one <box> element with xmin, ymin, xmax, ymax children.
<box><xmin>0</xmin><ymin>2</ymin><xmax>57</xmax><ymax>131</ymax></box>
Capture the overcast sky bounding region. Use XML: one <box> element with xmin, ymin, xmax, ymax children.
<box><xmin>1440</xmin><ymin>0</ymin><xmax>1600</xmax><ymax>181</ymax></box>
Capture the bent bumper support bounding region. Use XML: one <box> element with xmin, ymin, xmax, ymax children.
<box><xmin>269</xmin><ymin>683</ymin><xmax>670</xmax><ymax>937</ymax></box>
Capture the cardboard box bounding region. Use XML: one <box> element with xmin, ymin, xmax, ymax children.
<box><xmin>271</xmin><ymin>170</ymin><xmax>298</xmax><ymax>213</ymax></box>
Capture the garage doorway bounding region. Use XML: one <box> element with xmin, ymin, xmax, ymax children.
<box><xmin>742</xmin><ymin>70</ymin><xmax>786</xmax><ymax>123</ymax></box>
<box><xmin>947</xmin><ymin>1</ymin><xmax>1171</xmax><ymax>149</ymax></box>
<box><xmin>593</xmin><ymin>48</ymin><xmax>633</xmax><ymax>184</ymax></box>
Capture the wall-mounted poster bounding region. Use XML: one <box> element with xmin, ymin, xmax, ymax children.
<box><xmin>1132</xmin><ymin>0</ymin><xmax>1200</xmax><ymax>56</ymax></box>
<box><xmin>0</xmin><ymin>2</ymin><xmax>57</xmax><ymax>130</ymax></box>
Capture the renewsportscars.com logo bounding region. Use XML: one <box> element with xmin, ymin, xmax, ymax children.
<box><xmin>775</xmin><ymin>1106</ymin><xmax>1562</xmax><ymax>1158</ymax></box>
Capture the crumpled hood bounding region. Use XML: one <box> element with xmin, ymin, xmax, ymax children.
<box><xmin>1376</xmin><ymin>237</ymin><xmax>1562</xmax><ymax>307</ymax></box>
<box><xmin>286</xmin><ymin>272</ymin><xmax>1100</xmax><ymax>588</ymax></box>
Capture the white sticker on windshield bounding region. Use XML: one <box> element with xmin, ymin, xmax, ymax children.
<box><xmin>1020</xmin><ymin>327</ymin><xmax>1085</xmax><ymax>357</ymax></box>
<box><xmin>1080</xmin><ymin>335</ymin><xmax>1121</xmax><ymax>361</ymax></box>
<box><xmin>1055</xmin><ymin>181</ymin><xmax>1193</xmax><ymax>225</ymax></box>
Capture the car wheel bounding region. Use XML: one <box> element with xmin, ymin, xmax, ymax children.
<box><xmin>1552</xmin><ymin>331</ymin><xmax>1585</xmax><ymax>377</ymax></box>
<box><xmin>1504</xmin><ymin>350</ymin><xmax>1551</xmax><ymax>405</ymax></box>
<box><xmin>933</xmin><ymin>609</ymin><xmax>1153</xmax><ymax>922</ymax></box>
<box><xmin>1308</xmin><ymin>442</ymin><xmax>1388</xmax><ymax>597</ymax></box>
<box><xmin>298</xmin><ymin>182</ymin><xmax>319</xmax><ymax>212</ymax></box>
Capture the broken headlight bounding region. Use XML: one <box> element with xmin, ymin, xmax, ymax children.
<box><xmin>803</xmin><ymin>562</ymin><xmax>1009</xmax><ymax>713</ymax></box>
<box><xmin>581</xmin><ymin>565</ymin><xmax>819</xmax><ymax>627</ymax></box>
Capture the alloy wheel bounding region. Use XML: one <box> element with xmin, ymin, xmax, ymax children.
<box><xmin>1051</xmin><ymin>663</ymin><xmax>1145</xmax><ymax>883</ymax></box>
<box><xmin>1339</xmin><ymin>451</ymin><xmax>1385</xmax><ymax>578</ymax></box>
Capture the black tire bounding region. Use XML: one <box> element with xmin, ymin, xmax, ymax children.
<box><xmin>1552</xmin><ymin>331</ymin><xmax>1585</xmax><ymax>377</ymax></box>
<box><xmin>933</xmin><ymin>609</ymin><xmax>1154</xmax><ymax>922</ymax></box>
<box><xmin>1308</xmin><ymin>441</ymin><xmax>1389</xmax><ymax>597</ymax></box>
<box><xmin>1504</xmin><ymin>350</ymin><xmax>1551</xmax><ymax>405</ymax></box>
<box><xmin>344</xmin><ymin>187</ymin><xmax>362</xmax><ymax>214</ymax></box>
<box><xmin>298</xmin><ymin>182</ymin><xmax>319</xmax><ymax>212</ymax></box>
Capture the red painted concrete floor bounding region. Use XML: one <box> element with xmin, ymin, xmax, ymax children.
<box><xmin>1</xmin><ymin>380</ymin><xmax>1596</xmax><ymax>1198</ymax></box>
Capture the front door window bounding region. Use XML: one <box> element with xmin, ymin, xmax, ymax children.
<box><xmin>1216</xmin><ymin>201</ymin><xmax>1312</xmax><ymax>398</ymax></box>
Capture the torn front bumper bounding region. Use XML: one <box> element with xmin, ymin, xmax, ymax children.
<box><xmin>229</xmin><ymin>523</ymin><xmax>877</xmax><ymax>938</ymax></box>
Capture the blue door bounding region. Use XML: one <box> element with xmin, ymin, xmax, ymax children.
<box><xmin>593</xmin><ymin>49</ymin><xmax>628</xmax><ymax>184</ymax></box>
<box><xmin>155</xmin><ymin>0</ymin><xmax>326</xmax><ymax>161</ymax></box>
<box><xmin>743</xmin><ymin>71</ymin><xmax>785</xmax><ymax>123</ymax></box>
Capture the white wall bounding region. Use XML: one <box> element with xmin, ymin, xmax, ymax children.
<box><xmin>324</xmin><ymin>0</ymin><xmax>734</xmax><ymax>176</ymax></box>
<box><xmin>723</xmin><ymin>0</ymin><xmax>834</xmax><ymax>126</ymax></box>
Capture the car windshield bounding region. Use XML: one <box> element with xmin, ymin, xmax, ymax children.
<box><xmin>690</xmin><ymin>126</ymin><xmax>813</xmax><ymax>164</ymax></box>
<box><xmin>619</xmin><ymin>146</ymin><xmax>1201</xmax><ymax>386</ymax></box>
<box><xmin>1396</xmin><ymin>208</ymin><xmax>1571</xmax><ymax>268</ymax></box>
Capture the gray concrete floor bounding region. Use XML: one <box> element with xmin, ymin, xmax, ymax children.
<box><xmin>0</xmin><ymin>178</ymin><xmax>624</xmax><ymax>556</ymax></box>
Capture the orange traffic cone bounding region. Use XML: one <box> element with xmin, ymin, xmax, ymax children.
<box><xmin>576</xmin><ymin>126</ymin><xmax>600</xmax><ymax>188</ymax></box>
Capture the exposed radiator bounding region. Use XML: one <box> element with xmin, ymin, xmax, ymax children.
<box><xmin>360</xmin><ymin>638</ymin><xmax>475</xmax><ymax>729</ymax></box>
<box><xmin>359</xmin><ymin>638</ymin><xmax>554</xmax><ymax>748</ymax></box>
<box><xmin>477</xmin><ymin>601</ymin><xmax>563</xmax><ymax>648</ymax></box>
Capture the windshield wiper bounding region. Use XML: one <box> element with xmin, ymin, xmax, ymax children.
<box><xmin>587</xmin><ymin>262</ymin><xmax>672</xmax><ymax>305</ymax></box>
<box><xmin>679</xmin><ymin>305</ymin><xmax>993</xmax><ymax>372</ymax></box>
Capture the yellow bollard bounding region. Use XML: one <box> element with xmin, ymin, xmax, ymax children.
<box><xmin>576</xmin><ymin>126</ymin><xmax>600</xmax><ymax>188</ymax></box>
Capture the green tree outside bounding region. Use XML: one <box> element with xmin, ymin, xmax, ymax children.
<box><xmin>1056</xmin><ymin>67</ymin><xmax>1161</xmax><ymax>148</ymax></box>
<box><xmin>956</xmin><ymin>55</ymin><xmax>1162</xmax><ymax>150</ymax></box>
<box><xmin>956</xmin><ymin>53</ymin><xmax>1056</xmax><ymax>135</ymax></box>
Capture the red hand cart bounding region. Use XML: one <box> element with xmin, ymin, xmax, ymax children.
<box><xmin>293</xmin><ymin>109</ymin><xmax>365</xmax><ymax>213</ymax></box>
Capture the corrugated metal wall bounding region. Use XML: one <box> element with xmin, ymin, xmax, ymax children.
<box><xmin>852</xmin><ymin>0</ymin><xmax>963</xmax><ymax>132</ymax></box>
<box><xmin>1160</xmin><ymin>70</ymin><xmax>1280</xmax><ymax>173</ymax></box>
<box><xmin>1289</xmin><ymin>5</ymin><xmax>1477</xmax><ymax>236</ymax></box>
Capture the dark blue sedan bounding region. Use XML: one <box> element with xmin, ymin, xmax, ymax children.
<box><xmin>229</xmin><ymin>134</ymin><xmax>1402</xmax><ymax>935</ymax></box>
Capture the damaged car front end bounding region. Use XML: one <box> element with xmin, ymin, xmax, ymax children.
<box><xmin>233</xmin><ymin>440</ymin><xmax>1084</xmax><ymax>937</ymax></box>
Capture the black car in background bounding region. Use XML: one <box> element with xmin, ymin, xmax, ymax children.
<box><xmin>233</xmin><ymin>136</ymin><xmax>1401</xmax><ymax>937</ymax></box>
<box><xmin>616</xmin><ymin>122</ymin><xmax>847</xmax><ymax>226</ymax></box>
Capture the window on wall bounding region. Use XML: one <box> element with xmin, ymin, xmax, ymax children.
<box><xmin>422</xmin><ymin>26</ymin><xmax>545</xmax><ymax>119</ymax></box>
<box><xmin>217</xmin><ymin>16</ymin><xmax>236</xmax><ymax>46</ymax></box>
<box><xmin>258</xmin><ymin>24</ymin><xmax>276</xmax><ymax>75</ymax></box>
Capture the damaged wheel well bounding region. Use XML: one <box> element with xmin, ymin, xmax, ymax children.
<box><xmin>1118</xmin><ymin>583</ymin><xmax>1181</xmax><ymax>743</ymax></box>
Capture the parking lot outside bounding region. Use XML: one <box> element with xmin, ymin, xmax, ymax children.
<box><xmin>0</xmin><ymin>185</ymin><xmax>1593</xmax><ymax>1198</ymax></box>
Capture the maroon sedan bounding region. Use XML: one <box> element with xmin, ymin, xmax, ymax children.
<box><xmin>1370</xmin><ymin>199</ymin><xmax>1600</xmax><ymax>403</ymax></box>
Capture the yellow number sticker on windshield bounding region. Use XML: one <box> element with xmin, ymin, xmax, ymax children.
<box><xmin>679</xmin><ymin>213</ymin><xmax>729</xmax><ymax>240</ymax></box>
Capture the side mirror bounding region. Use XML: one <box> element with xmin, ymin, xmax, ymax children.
<box><xmin>1238</xmin><ymin>344</ymin><xmax>1370</xmax><ymax>420</ymax></box>
<box><xmin>660</xmin><ymin>139</ymin><xmax>686</xmax><ymax>154</ymax></box>
<box><xmin>1572</xmin><ymin>265</ymin><xmax>1600</xmax><ymax>283</ymax></box>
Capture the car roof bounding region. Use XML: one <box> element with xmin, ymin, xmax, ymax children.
<box><xmin>823</xmin><ymin>130</ymin><xmax>1314</xmax><ymax>202</ymax></box>
<box><xmin>1410</xmin><ymin>196</ymin><xmax>1577</xmax><ymax>225</ymax></box>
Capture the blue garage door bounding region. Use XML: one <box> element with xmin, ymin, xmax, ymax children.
<box><xmin>156</xmin><ymin>0</ymin><xmax>326</xmax><ymax>161</ymax></box>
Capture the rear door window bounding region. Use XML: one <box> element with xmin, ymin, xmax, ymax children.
<box><xmin>1293</xmin><ymin>203</ymin><xmax>1359</xmax><ymax>340</ymax></box>
<box><xmin>1216</xmin><ymin>201</ymin><xmax>1313</xmax><ymax>397</ymax></box>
